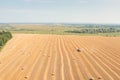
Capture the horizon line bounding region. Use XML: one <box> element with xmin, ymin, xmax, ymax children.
<box><xmin>0</xmin><ymin>22</ymin><xmax>120</xmax><ymax>25</ymax></box>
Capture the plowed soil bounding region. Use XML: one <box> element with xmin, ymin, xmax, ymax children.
<box><xmin>0</xmin><ymin>34</ymin><xmax>120</xmax><ymax>80</ymax></box>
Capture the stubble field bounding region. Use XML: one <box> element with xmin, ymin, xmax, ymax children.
<box><xmin>0</xmin><ymin>34</ymin><xmax>120</xmax><ymax>80</ymax></box>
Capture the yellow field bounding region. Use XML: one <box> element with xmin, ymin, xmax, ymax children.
<box><xmin>0</xmin><ymin>34</ymin><xmax>120</xmax><ymax>80</ymax></box>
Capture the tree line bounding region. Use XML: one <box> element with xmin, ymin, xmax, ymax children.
<box><xmin>0</xmin><ymin>31</ymin><xmax>12</xmax><ymax>48</ymax></box>
<box><xmin>66</xmin><ymin>28</ymin><xmax>120</xmax><ymax>34</ymax></box>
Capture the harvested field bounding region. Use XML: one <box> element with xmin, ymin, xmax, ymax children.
<box><xmin>0</xmin><ymin>34</ymin><xmax>120</xmax><ymax>80</ymax></box>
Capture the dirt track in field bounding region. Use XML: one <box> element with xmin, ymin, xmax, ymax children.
<box><xmin>0</xmin><ymin>34</ymin><xmax>120</xmax><ymax>80</ymax></box>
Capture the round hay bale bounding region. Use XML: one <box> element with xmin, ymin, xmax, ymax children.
<box><xmin>98</xmin><ymin>76</ymin><xmax>102</xmax><ymax>79</ymax></box>
<box><xmin>21</xmin><ymin>67</ymin><xmax>24</xmax><ymax>70</ymax></box>
<box><xmin>77</xmin><ymin>48</ymin><xmax>81</xmax><ymax>52</ymax></box>
<box><xmin>89</xmin><ymin>77</ymin><xmax>94</xmax><ymax>80</ymax></box>
<box><xmin>51</xmin><ymin>73</ymin><xmax>54</xmax><ymax>76</ymax></box>
<box><xmin>48</xmin><ymin>55</ymin><xmax>50</xmax><ymax>57</ymax></box>
<box><xmin>24</xmin><ymin>76</ymin><xmax>29</xmax><ymax>79</ymax></box>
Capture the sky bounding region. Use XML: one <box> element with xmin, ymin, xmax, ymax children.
<box><xmin>0</xmin><ymin>0</ymin><xmax>120</xmax><ymax>23</ymax></box>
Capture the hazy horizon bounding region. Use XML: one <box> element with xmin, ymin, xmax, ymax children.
<box><xmin>0</xmin><ymin>0</ymin><xmax>120</xmax><ymax>23</ymax></box>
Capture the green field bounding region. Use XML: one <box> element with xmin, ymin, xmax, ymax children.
<box><xmin>0</xmin><ymin>23</ymin><xmax>120</xmax><ymax>36</ymax></box>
